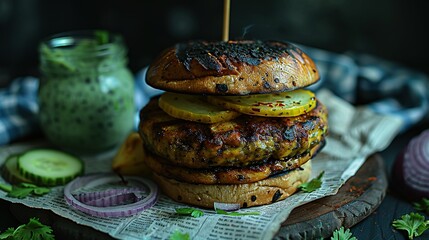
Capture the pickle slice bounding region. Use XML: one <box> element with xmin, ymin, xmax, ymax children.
<box><xmin>158</xmin><ymin>92</ymin><xmax>241</xmax><ymax>123</ymax></box>
<box><xmin>207</xmin><ymin>89</ymin><xmax>316</xmax><ymax>117</ymax></box>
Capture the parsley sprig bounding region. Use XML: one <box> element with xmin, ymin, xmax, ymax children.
<box><xmin>0</xmin><ymin>217</ymin><xmax>54</xmax><ymax>240</ymax></box>
<box><xmin>0</xmin><ymin>182</ymin><xmax>50</xmax><ymax>199</ymax></box>
<box><xmin>392</xmin><ymin>212</ymin><xmax>429</xmax><ymax>239</ymax></box>
<box><xmin>169</xmin><ymin>230</ymin><xmax>190</xmax><ymax>240</ymax></box>
<box><xmin>175</xmin><ymin>208</ymin><xmax>204</xmax><ymax>218</ymax></box>
<box><xmin>298</xmin><ymin>171</ymin><xmax>324</xmax><ymax>193</ymax></box>
<box><xmin>330</xmin><ymin>227</ymin><xmax>357</xmax><ymax>240</ymax></box>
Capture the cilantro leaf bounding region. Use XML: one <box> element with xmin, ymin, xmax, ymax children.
<box><xmin>169</xmin><ymin>230</ymin><xmax>190</xmax><ymax>240</ymax></box>
<box><xmin>0</xmin><ymin>218</ymin><xmax>54</xmax><ymax>240</ymax></box>
<box><xmin>0</xmin><ymin>228</ymin><xmax>14</xmax><ymax>239</ymax></box>
<box><xmin>392</xmin><ymin>212</ymin><xmax>429</xmax><ymax>239</ymax></box>
<box><xmin>175</xmin><ymin>208</ymin><xmax>204</xmax><ymax>218</ymax></box>
<box><xmin>19</xmin><ymin>183</ymin><xmax>38</xmax><ymax>188</ymax></box>
<box><xmin>413</xmin><ymin>198</ymin><xmax>429</xmax><ymax>215</ymax></box>
<box><xmin>94</xmin><ymin>30</ymin><xmax>109</xmax><ymax>45</ymax></box>
<box><xmin>33</xmin><ymin>187</ymin><xmax>51</xmax><ymax>196</ymax></box>
<box><xmin>5</xmin><ymin>183</ymin><xmax>50</xmax><ymax>199</ymax></box>
<box><xmin>331</xmin><ymin>226</ymin><xmax>357</xmax><ymax>240</ymax></box>
<box><xmin>298</xmin><ymin>171</ymin><xmax>324</xmax><ymax>193</ymax></box>
<box><xmin>215</xmin><ymin>209</ymin><xmax>260</xmax><ymax>216</ymax></box>
<box><xmin>0</xmin><ymin>183</ymin><xmax>12</xmax><ymax>193</ymax></box>
<box><xmin>191</xmin><ymin>210</ymin><xmax>204</xmax><ymax>218</ymax></box>
<box><xmin>13</xmin><ymin>218</ymin><xmax>54</xmax><ymax>240</ymax></box>
<box><xmin>7</xmin><ymin>187</ymin><xmax>34</xmax><ymax>199</ymax></box>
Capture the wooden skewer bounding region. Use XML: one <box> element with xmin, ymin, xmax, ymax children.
<box><xmin>222</xmin><ymin>0</ymin><xmax>230</xmax><ymax>42</ymax></box>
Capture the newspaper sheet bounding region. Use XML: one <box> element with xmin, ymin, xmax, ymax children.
<box><xmin>0</xmin><ymin>89</ymin><xmax>403</xmax><ymax>240</ymax></box>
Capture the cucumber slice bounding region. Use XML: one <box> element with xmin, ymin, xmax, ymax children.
<box><xmin>1</xmin><ymin>154</ymin><xmax>32</xmax><ymax>184</ymax></box>
<box><xmin>17</xmin><ymin>149</ymin><xmax>84</xmax><ymax>186</ymax></box>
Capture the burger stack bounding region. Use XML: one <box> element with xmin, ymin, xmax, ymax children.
<box><xmin>138</xmin><ymin>40</ymin><xmax>328</xmax><ymax>208</ymax></box>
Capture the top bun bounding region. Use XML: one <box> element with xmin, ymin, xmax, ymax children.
<box><xmin>146</xmin><ymin>40</ymin><xmax>320</xmax><ymax>95</ymax></box>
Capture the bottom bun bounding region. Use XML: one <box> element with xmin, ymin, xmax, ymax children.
<box><xmin>153</xmin><ymin>161</ymin><xmax>311</xmax><ymax>209</ymax></box>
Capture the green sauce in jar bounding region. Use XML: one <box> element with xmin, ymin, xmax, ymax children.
<box><xmin>38</xmin><ymin>30</ymin><xmax>135</xmax><ymax>154</ymax></box>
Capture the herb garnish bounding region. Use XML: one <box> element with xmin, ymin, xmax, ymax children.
<box><xmin>0</xmin><ymin>217</ymin><xmax>54</xmax><ymax>240</ymax></box>
<box><xmin>298</xmin><ymin>171</ymin><xmax>324</xmax><ymax>193</ymax></box>
<box><xmin>392</xmin><ymin>212</ymin><xmax>429</xmax><ymax>239</ymax></box>
<box><xmin>94</xmin><ymin>30</ymin><xmax>109</xmax><ymax>45</ymax></box>
<box><xmin>330</xmin><ymin>226</ymin><xmax>357</xmax><ymax>240</ymax></box>
<box><xmin>413</xmin><ymin>198</ymin><xmax>429</xmax><ymax>215</ymax></box>
<box><xmin>175</xmin><ymin>207</ymin><xmax>260</xmax><ymax>217</ymax></box>
<box><xmin>0</xmin><ymin>183</ymin><xmax>12</xmax><ymax>193</ymax></box>
<box><xmin>169</xmin><ymin>230</ymin><xmax>190</xmax><ymax>240</ymax></box>
<box><xmin>215</xmin><ymin>209</ymin><xmax>260</xmax><ymax>216</ymax></box>
<box><xmin>175</xmin><ymin>208</ymin><xmax>204</xmax><ymax>218</ymax></box>
<box><xmin>0</xmin><ymin>182</ymin><xmax>50</xmax><ymax>199</ymax></box>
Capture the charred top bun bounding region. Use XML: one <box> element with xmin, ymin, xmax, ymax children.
<box><xmin>146</xmin><ymin>40</ymin><xmax>320</xmax><ymax>95</ymax></box>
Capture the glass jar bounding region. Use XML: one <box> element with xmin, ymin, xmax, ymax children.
<box><xmin>38</xmin><ymin>30</ymin><xmax>135</xmax><ymax>154</ymax></box>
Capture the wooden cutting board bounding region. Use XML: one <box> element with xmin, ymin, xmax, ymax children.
<box><xmin>9</xmin><ymin>154</ymin><xmax>387</xmax><ymax>240</ymax></box>
<box><xmin>275</xmin><ymin>154</ymin><xmax>387</xmax><ymax>239</ymax></box>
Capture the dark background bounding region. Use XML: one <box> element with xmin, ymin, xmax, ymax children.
<box><xmin>1</xmin><ymin>0</ymin><xmax>429</xmax><ymax>87</ymax></box>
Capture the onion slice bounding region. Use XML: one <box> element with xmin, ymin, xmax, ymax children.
<box><xmin>64</xmin><ymin>173</ymin><xmax>158</xmax><ymax>218</ymax></box>
<box><xmin>394</xmin><ymin>129</ymin><xmax>429</xmax><ymax>200</ymax></box>
<box><xmin>75</xmin><ymin>191</ymin><xmax>143</xmax><ymax>207</ymax></box>
<box><xmin>214</xmin><ymin>202</ymin><xmax>240</xmax><ymax>211</ymax></box>
<box><xmin>74</xmin><ymin>187</ymin><xmax>146</xmax><ymax>206</ymax></box>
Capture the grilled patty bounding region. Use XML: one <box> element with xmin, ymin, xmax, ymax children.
<box><xmin>144</xmin><ymin>141</ymin><xmax>323</xmax><ymax>184</ymax></box>
<box><xmin>139</xmin><ymin>97</ymin><xmax>328</xmax><ymax>169</ymax></box>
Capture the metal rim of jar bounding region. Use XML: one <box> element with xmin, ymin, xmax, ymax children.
<box><xmin>40</xmin><ymin>30</ymin><xmax>126</xmax><ymax>58</ymax></box>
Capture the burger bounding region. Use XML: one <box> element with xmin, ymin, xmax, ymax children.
<box><xmin>138</xmin><ymin>40</ymin><xmax>328</xmax><ymax>208</ymax></box>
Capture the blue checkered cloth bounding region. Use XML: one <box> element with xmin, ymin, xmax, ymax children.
<box><xmin>1</xmin><ymin>46</ymin><xmax>428</xmax><ymax>145</ymax></box>
<box><xmin>0</xmin><ymin>77</ymin><xmax>39</xmax><ymax>145</ymax></box>
<box><xmin>301</xmin><ymin>46</ymin><xmax>429</xmax><ymax>131</ymax></box>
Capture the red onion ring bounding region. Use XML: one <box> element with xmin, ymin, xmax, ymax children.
<box><xmin>64</xmin><ymin>173</ymin><xmax>158</xmax><ymax>218</ymax></box>
<box><xmin>393</xmin><ymin>129</ymin><xmax>429</xmax><ymax>200</ymax></box>
<box><xmin>77</xmin><ymin>191</ymin><xmax>141</xmax><ymax>207</ymax></box>
<box><xmin>214</xmin><ymin>202</ymin><xmax>240</xmax><ymax>211</ymax></box>
<box><xmin>403</xmin><ymin>132</ymin><xmax>429</xmax><ymax>190</ymax></box>
<box><xmin>74</xmin><ymin>187</ymin><xmax>146</xmax><ymax>206</ymax></box>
